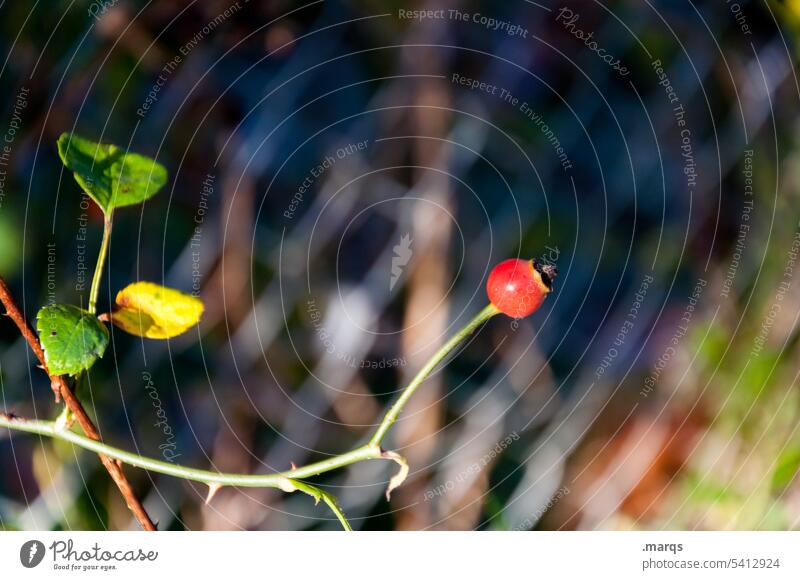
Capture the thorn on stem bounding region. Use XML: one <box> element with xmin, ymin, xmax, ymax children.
<box><xmin>205</xmin><ymin>483</ymin><xmax>222</xmax><ymax>505</ymax></box>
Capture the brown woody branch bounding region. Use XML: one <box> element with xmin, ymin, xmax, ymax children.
<box><xmin>0</xmin><ymin>276</ymin><xmax>157</xmax><ymax>531</ymax></box>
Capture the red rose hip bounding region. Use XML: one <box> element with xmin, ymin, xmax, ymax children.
<box><xmin>486</xmin><ymin>258</ymin><xmax>557</xmax><ymax>318</ymax></box>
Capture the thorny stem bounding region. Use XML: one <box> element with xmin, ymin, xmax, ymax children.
<box><xmin>0</xmin><ymin>416</ymin><xmax>383</xmax><ymax>488</ymax></box>
<box><xmin>88</xmin><ymin>214</ymin><xmax>113</xmax><ymax>314</ymax></box>
<box><xmin>0</xmin><ymin>275</ymin><xmax>157</xmax><ymax>530</ymax></box>
<box><xmin>0</xmin><ymin>297</ymin><xmax>500</xmax><ymax>530</ymax></box>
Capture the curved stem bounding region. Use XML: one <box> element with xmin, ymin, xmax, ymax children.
<box><xmin>88</xmin><ymin>214</ymin><xmax>113</xmax><ymax>314</ymax></box>
<box><xmin>368</xmin><ymin>303</ymin><xmax>500</xmax><ymax>446</ymax></box>
<box><xmin>0</xmin><ymin>302</ymin><xmax>501</xmax><ymax>529</ymax></box>
<box><xmin>287</xmin><ymin>479</ymin><xmax>352</xmax><ymax>531</ymax></box>
<box><xmin>0</xmin><ymin>414</ymin><xmax>383</xmax><ymax>487</ymax></box>
<box><xmin>0</xmin><ymin>304</ymin><xmax>499</xmax><ymax>484</ymax></box>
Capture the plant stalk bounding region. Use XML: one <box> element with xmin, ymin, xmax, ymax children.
<box><xmin>0</xmin><ymin>275</ymin><xmax>157</xmax><ymax>530</ymax></box>
<box><xmin>0</xmin><ymin>301</ymin><xmax>500</xmax><ymax>529</ymax></box>
<box><xmin>368</xmin><ymin>303</ymin><xmax>499</xmax><ymax>446</ymax></box>
<box><xmin>0</xmin><ymin>414</ymin><xmax>383</xmax><ymax>487</ymax></box>
<box><xmin>88</xmin><ymin>214</ymin><xmax>113</xmax><ymax>314</ymax></box>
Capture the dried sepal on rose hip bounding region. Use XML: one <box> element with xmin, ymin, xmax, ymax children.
<box><xmin>486</xmin><ymin>258</ymin><xmax>558</xmax><ymax>318</ymax></box>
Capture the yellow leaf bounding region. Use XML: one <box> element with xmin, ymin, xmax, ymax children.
<box><xmin>102</xmin><ymin>282</ymin><xmax>204</xmax><ymax>339</ymax></box>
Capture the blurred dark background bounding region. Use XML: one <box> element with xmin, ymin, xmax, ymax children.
<box><xmin>1</xmin><ymin>0</ymin><xmax>800</xmax><ymax>530</ymax></box>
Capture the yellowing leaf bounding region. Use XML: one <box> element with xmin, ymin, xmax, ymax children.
<box><xmin>102</xmin><ymin>282</ymin><xmax>203</xmax><ymax>339</ymax></box>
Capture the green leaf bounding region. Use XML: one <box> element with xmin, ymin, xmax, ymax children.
<box><xmin>101</xmin><ymin>282</ymin><xmax>204</xmax><ymax>339</ymax></box>
<box><xmin>57</xmin><ymin>133</ymin><xmax>168</xmax><ymax>215</ymax></box>
<box><xmin>36</xmin><ymin>304</ymin><xmax>109</xmax><ymax>376</ymax></box>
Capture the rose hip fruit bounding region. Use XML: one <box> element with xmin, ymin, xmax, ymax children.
<box><xmin>486</xmin><ymin>258</ymin><xmax>557</xmax><ymax>318</ymax></box>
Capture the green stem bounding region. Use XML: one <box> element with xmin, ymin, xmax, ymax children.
<box><xmin>288</xmin><ymin>479</ymin><xmax>353</xmax><ymax>531</ymax></box>
<box><xmin>0</xmin><ymin>414</ymin><xmax>383</xmax><ymax>487</ymax></box>
<box><xmin>285</xmin><ymin>445</ymin><xmax>382</xmax><ymax>480</ymax></box>
<box><xmin>368</xmin><ymin>303</ymin><xmax>499</xmax><ymax>446</ymax></box>
<box><xmin>1</xmin><ymin>304</ymin><xmax>498</xmax><ymax>484</ymax></box>
<box><xmin>0</xmin><ymin>303</ymin><xmax>500</xmax><ymax>529</ymax></box>
<box><xmin>88</xmin><ymin>214</ymin><xmax>113</xmax><ymax>314</ymax></box>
